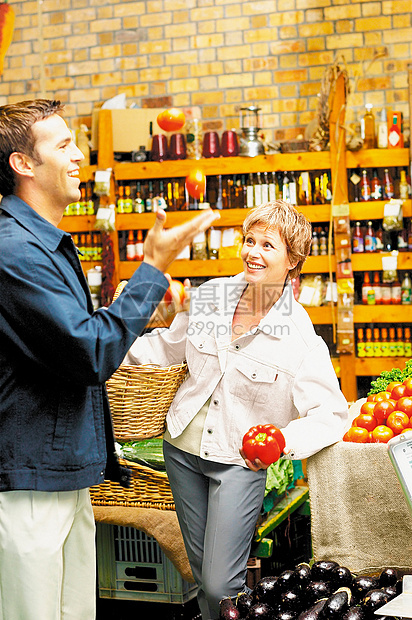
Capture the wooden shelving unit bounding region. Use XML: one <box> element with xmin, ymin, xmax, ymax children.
<box><xmin>60</xmin><ymin>105</ymin><xmax>411</xmax><ymax>402</ymax></box>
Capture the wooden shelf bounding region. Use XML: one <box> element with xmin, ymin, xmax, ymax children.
<box><xmin>116</xmin><ymin>203</ymin><xmax>334</xmax><ymax>230</ymax></box>
<box><xmin>355</xmin><ymin>356</ymin><xmax>410</xmax><ymax>376</ymax></box>
<box><xmin>352</xmin><ymin>252</ymin><xmax>412</xmax><ymax>271</ymax></box>
<box><xmin>118</xmin><ymin>254</ymin><xmax>334</xmax><ymax>280</ymax></box>
<box><xmin>346</xmin><ymin>148</ymin><xmax>409</xmax><ymax>170</ymax></box>
<box><xmin>354</xmin><ymin>304</ymin><xmax>412</xmax><ymax>323</ymax></box>
<box><xmin>58</xmin><ymin>215</ymin><xmax>97</xmax><ymax>232</ymax></box>
<box><xmin>350</xmin><ymin>199</ymin><xmax>412</xmax><ymax>220</ymax></box>
<box><xmin>114</xmin><ymin>151</ymin><xmax>332</xmax><ymax>182</ymax></box>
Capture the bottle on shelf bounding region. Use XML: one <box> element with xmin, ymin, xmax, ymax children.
<box><xmin>319</xmin><ymin>229</ymin><xmax>328</xmax><ymax>256</ymax></box>
<box><xmin>352</xmin><ymin>221</ymin><xmax>364</xmax><ymax>253</ymax></box>
<box><xmin>377</xmin><ymin>108</ymin><xmax>388</xmax><ymax>149</ymax></box>
<box><xmin>361</xmin><ymin>104</ymin><xmax>375</xmax><ymax>149</ymax></box>
<box><xmin>145</xmin><ymin>181</ymin><xmax>154</xmax><ymax>212</ymax></box>
<box><xmin>370</xmin><ymin>169</ymin><xmax>382</xmax><ymax>201</ymax></box>
<box><xmin>401</xmin><ymin>272</ymin><xmax>412</xmax><ymax>304</ymax></box>
<box><xmin>282</xmin><ymin>172</ymin><xmax>290</xmax><ymax>203</ymax></box>
<box><xmin>135</xmin><ymin>230</ymin><xmax>144</xmax><ymax>261</ymax></box>
<box><xmin>388</xmin><ymin>327</ymin><xmax>398</xmax><ymax>357</ymax></box>
<box><xmin>365</xmin><ymin>327</ymin><xmax>374</xmax><ymax>357</ymax></box>
<box><xmin>397</xmin><ymin>227</ymin><xmax>408</xmax><ymax>252</ymax></box>
<box><xmin>399</xmin><ymin>169</ymin><xmax>409</xmax><ymax>200</ymax></box>
<box><xmin>383</xmin><ymin>168</ymin><xmax>395</xmax><ymax>200</ymax></box>
<box><xmin>361</xmin><ymin>271</ymin><xmax>372</xmax><ymax>304</ymax></box>
<box><xmin>191</xmin><ymin>231</ymin><xmax>208</xmax><ymax>260</ymax></box>
<box><xmin>381</xmin><ymin>275</ymin><xmax>392</xmax><ymax>305</ymax></box>
<box><xmin>123</xmin><ymin>185</ymin><xmax>133</xmax><ymax>213</ymax></box>
<box><xmin>391</xmin><ymin>275</ymin><xmax>401</xmax><ymax>304</ymax></box>
<box><xmin>375</xmin><ymin>226</ymin><xmax>384</xmax><ymax>252</ymax></box>
<box><xmin>246</xmin><ymin>173</ymin><xmax>254</xmax><ymax>208</ymax></box>
<box><xmin>261</xmin><ymin>172</ymin><xmax>269</xmax><ymax>204</ymax></box>
<box><xmin>268</xmin><ymin>172</ymin><xmax>277</xmax><ymax>202</ymax></box>
<box><xmin>356</xmin><ymin>328</ymin><xmax>366</xmax><ymax>357</ymax></box>
<box><xmin>404</xmin><ymin>327</ymin><xmax>412</xmax><ymax>357</ymax></box>
<box><xmin>372</xmin><ymin>271</ymin><xmax>382</xmax><ymax>305</ymax></box>
<box><xmin>388</xmin><ymin>112</ymin><xmax>402</xmax><ymax>149</ymax></box>
<box><xmin>134</xmin><ymin>181</ymin><xmax>145</xmax><ymax>213</ymax></box>
<box><xmin>380</xmin><ymin>328</ymin><xmax>389</xmax><ymax>357</ymax></box>
<box><xmin>313</xmin><ymin>175</ymin><xmax>323</xmax><ymax>204</ymax></box>
<box><xmin>321</xmin><ymin>172</ymin><xmax>332</xmax><ymax>203</ymax></box>
<box><xmin>373</xmin><ymin>327</ymin><xmax>382</xmax><ymax>357</ymax></box>
<box><xmin>396</xmin><ymin>327</ymin><xmax>405</xmax><ymax>357</ymax></box>
<box><xmin>117</xmin><ymin>185</ymin><xmax>125</xmax><ymax>214</ymax></box>
<box><xmin>254</xmin><ymin>172</ymin><xmax>262</xmax><ymax>206</ymax></box>
<box><xmin>360</xmin><ymin>170</ymin><xmax>371</xmax><ymax>201</ymax></box>
<box><xmin>297</xmin><ymin>171</ymin><xmax>312</xmax><ymax>205</ymax></box>
<box><xmin>364</xmin><ymin>220</ymin><xmax>376</xmax><ymax>253</ymax></box>
<box><xmin>289</xmin><ymin>172</ymin><xmax>297</xmax><ymax>205</ymax></box>
<box><xmin>126</xmin><ymin>230</ymin><xmax>136</xmax><ymax>261</ymax></box>
<box><xmin>310</xmin><ymin>230</ymin><xmax>319</xmax><ymax>256</ymax></box>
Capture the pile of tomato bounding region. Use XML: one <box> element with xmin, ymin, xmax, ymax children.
<box><xmin>343</xmin><ymin>377</ymin><xmax>412</xmax><ymax>443</ymax></box>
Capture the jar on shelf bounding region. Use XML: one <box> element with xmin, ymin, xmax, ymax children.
<box><xmin>186</xmin><ymin>118</ymin><xmax>203</xmax><ymax>160</ymax></box>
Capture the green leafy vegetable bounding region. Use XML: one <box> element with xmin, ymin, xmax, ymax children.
<box><xmin>368</xmin><ymin>359</ymin><xmax>412</xmax><ymax>394</ymax></box>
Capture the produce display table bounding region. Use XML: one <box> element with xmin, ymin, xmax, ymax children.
<box><xmin>307</xmin><ymin>441</ymin><xmax>412</xmax><ymax>576</ymax></box>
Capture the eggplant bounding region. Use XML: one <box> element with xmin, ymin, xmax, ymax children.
<box><xmin>378</xmin><ymin>567</ymin><xmax>398</xmax><ymax>588</ymax></box>
<box><xmin>361</xmin><ymin>589</ymin><xmax>389</xmax><ymax>616</ymax></box>
<box><xmin>237</xmin><ymin>591</ymin><xmax>254</xmax><ymax>617</ymax></box>
<box><xmin>331</xmin><ymin>565</ymin><xmax>354</xmax><ymax>588</ymax></box>
<box><xmin>341</xmin><ymin>606</ymin><xmax>366</xmax><ymax>620</ymax></box>
<box><xmin>253</xmin><ymin>576</ymin><xmax>280</xmax><ymax>607</ymax></box>
<box><xmin>304</xmin><ymin>580</ymin><xmax>333</xmax><ymax>604</ymax></box>
<box><xmin>382</xmin><ymin>584</ymin><xmax>397</xmax><ymax>601</ymax></box>
<box><xmin>246</xmin><ymin>603</ymin><xmax>275</xmax><ymax>620</ymax></box>
<box><xmin>279</xmin><ymin>589</ymin><xmax>302</xmax><ymax>613</ymax></box>
<box><xmin>296</xmin><ymin>598</ymin><xmax>327</xmax><ymax>620</ymax></box>
<box><xmin>310</xmin><ymin>560</ymin><xmax>339</xmax><ymax>582</ymax></box>
<box><xmin>321</xmin><ymin>588</ymin><xmax>351</xmax><ymax>618</ymax></box>
<box><xmin>219</xmin><ymin>596</ymin><xmax>241</xmax><ymax>620</ymax></box>
<box><xmin>293</xmin><ymin>563</ymin><xmax>311</xmax><ymax>588</ymax></box>
<box><xmin>275</xmin><ymin>611</ymin><xmax>298</xmax><ymax>620</ymax></box>
<box><xmin>350</xmin><ymin>575</ymin><xmax>379</xmax><ymax>602</ymax></box>
<box><xmin>394</xmin><ymin>578</ymin><xmax>403</xmax><ymax>595</ymax></box>
<box><xmin>276</xmin><ymin>570</ymin><xmax>297</xmax><ymax>592</ymax></box>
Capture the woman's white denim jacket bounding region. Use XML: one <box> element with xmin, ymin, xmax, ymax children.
<box><xmin>124</xmin><ymin>273</ymin><xmax>348</xmax><ymax>467</ymax></box>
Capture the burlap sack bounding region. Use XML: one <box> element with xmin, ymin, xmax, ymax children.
<box><xmin>307</xmin><ymin>441</ymin><xmax>412</xmax><ymax>575</ymax></box>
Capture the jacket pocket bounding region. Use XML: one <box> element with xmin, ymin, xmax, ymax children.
<box><xmin>229</xmin><ymin>356</ymin><xmax>278</xmax><ymax>404</ymax></box>
<box><xmin>186</xmin><ymin>329</ymin><xmax>217</xmax><ymax>377</ymax></box>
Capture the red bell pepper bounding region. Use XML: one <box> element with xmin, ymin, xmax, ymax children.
<box><xmin>242</xmin><ymin>424</ymin><xmax>285</xmax><ymax>465</ymax></box>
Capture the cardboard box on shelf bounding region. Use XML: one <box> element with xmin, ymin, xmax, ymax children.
<box><xmin>91</xmin><ymin>108</ymin><xmax>167</xmax><ymax>153</ymax></box>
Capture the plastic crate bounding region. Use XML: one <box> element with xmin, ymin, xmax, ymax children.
<box><xmin>96</xmin><ymin>523</ymin><xmax>197</xmax><ymax>604</ymax></box>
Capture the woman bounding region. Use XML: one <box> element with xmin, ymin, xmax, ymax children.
<box><xmin>124</xmin><ymin>200</ymin><xmax>348</xmax><ymax>619</ymax></box>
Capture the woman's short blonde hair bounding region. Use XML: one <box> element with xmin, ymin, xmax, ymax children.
<box><xmin>242</xmin><ymin>200</ymin><xmax>312</xmax><ymax>280</ymax></box>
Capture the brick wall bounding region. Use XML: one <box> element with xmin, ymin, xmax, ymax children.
<box><xmin>1</xmin><ymin>0</ymin><xmax>410</xmax><ymax>141</ymax></box>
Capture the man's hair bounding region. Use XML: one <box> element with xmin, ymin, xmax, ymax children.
<box><xmin>0</xmin><ymin>99</ymin><xmax>64</xmax><ymax>196</ymax></box>
<box><xmin>243</xmin><ymin>200</ymin><xmax>312</xmax><ymax>280</ymax></box>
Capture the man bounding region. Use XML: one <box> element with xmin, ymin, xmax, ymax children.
<box><xmin>0</xmin><ymin>99</ymin><xmax>218</xmax><ymax>620</ymax></box>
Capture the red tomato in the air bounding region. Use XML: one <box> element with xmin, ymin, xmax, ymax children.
<box><xmin>345</xmin><ymin>426</ymin><xmax>369</xmax><ymax>443</ymax></box>
<box><xmin>371</xmin><ymin>425</ymin><xmax>395</xmax><ymax>443</ymax></box>
<box><xmin>156</xmin><ymin>108</ymin><xmax>185</xmax><ymax>132</ymax></box>
<box><xmin>185</xmin><ymin>169</ymin><xmax>206</xmax><ymax>199</ymax></box>
<box><xmin>386</xmin><ymin>411</ymin><xmax>410</xmax><ymax>435</ymax></box>
<box><xmin>355</xmin><ymin>412</ymin><xmax>377</xmax><ymax>432</ymax></box>
<box><xmin>373</xmin><ymin>398</ymin><xmax>396</xmax><ymax>425</ymax></box>
<box><xmin>391</xmin><ymin>384</ymin><xmax>407</xmax><ymax>401</ymax></box>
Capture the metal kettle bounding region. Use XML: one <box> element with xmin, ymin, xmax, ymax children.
<box><xmin>239</xmin><ymin>105</ymin><xmax>265</xmax><ymax>157</ymax></box>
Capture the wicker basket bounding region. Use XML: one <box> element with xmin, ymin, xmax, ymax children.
<box><xmin>90</xmin><ymin>458</ymin><xmax>175</xmax><ymax>510</ymax></box>
<box><xmin>107</xmin><ymin>362</ymin><xmax>188</xmax><ymax>442</ymax></box>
